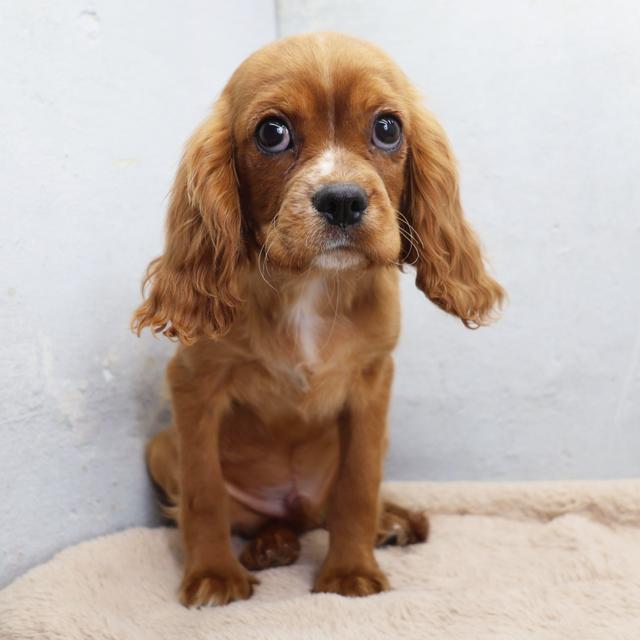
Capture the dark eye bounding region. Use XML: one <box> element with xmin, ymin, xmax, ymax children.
<box><xmin>256</xmin><ymin>118</ymin><xmax>292</xmax><ymax>154</ymax></box>
<box><xmin>372</xmin><ymin>114</ymin><xmax>402</xmax><ymax>151</ymax></box>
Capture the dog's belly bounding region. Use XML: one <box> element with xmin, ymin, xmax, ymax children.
<box><xmin>225</xmin><ymin>479</ymin><xmax>324</xmax><ymax>519</ymax></box>
<box><xmin>225</xmin><ymin>481</ymin><xmax>293</xmax><ymax>518</ymax></box>
<box><xmin>220</xmin><ymin>421</ymin><xmax>339</xmax><ymax>521</ymax></box>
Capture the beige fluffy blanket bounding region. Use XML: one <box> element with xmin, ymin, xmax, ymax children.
<box><xmin>2</xmin><ymin>481</ymin><xmax>640</xmax><ymax>639</ymax></box>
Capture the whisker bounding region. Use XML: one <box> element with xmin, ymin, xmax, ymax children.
<box><xmin>395</xmin><ymin>209</ymin><xmax>424</xmax><ymax>250</ymax></box>
<box><xmin>258</xmin><ymin>216</ymin><xmax>280</xmax><ymax>292</ymax></box>
<box><xmin>396</xmin><ymin>226</ymin><xmax>420</xmax><ymax>265</ymax></box>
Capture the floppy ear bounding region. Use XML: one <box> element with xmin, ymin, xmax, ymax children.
<box><xmin>401</xmin><ymin>103</ymin><xmax>504</xmax><ymax>327</ymax></box>
<box><xmin>132</xmin><ymin>93</ymin><xmax>243</xmax><ymax>345</ymax></box>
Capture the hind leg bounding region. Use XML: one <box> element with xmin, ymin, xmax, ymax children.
<box><xmin>145</xmin><ymin>426</ymin><xmax>267</xmax><ymax>535</ymax></box>
<box><xmin>239</xmin><ymin>521</ymin><xmax>301</xmax><ymax>570</ymax></box>
<box><xmin>146</xmin><ymin>426</ymin><xmax>181</xmax><ymax>518</ymax></box>
<box><xmin>376</xmin><ymin>500</ymin><xmax>429</xmax><ymax>547</ymax></box>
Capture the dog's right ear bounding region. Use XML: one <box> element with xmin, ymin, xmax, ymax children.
<box><xmin>132</xmin><ymin>93</ymin><xmax>244</xmax><ymax>345</ymax></box>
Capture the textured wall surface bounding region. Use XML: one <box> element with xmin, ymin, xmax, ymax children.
<box><xmin>0</xmin><ymin>0</ymin><xmax>276</xmax><ymax>587</ymax></box>
<box><xmin>277</xmin><ymin>0</ymin><xmax>640</xmax><ymax>480</ymax></box>
<box><xmin>3</xmin><ymin>0</ymin><xmax>640</xmax><ymax>588</ymax></box>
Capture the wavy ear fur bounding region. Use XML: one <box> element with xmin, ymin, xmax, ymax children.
<box><xmin>132</xmin><ymin>93</ymin><xmax>243</xmax><ymax>344</ymax></box>
<box><xmin>402</xmin><ymin>102</ymin><xmax>504</xmax><ymax>327</ymax></box>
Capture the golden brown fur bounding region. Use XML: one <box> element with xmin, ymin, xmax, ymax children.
<box><xmin>133</xmin><ymin>33</ymin><xmax>504</xmax><ymax>607</ymax></box>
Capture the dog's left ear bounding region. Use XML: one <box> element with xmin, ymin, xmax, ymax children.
<box><xmin>401</xmin><ymin>102</ymin><xmax>505</xmax><ymax>327</ymax></box>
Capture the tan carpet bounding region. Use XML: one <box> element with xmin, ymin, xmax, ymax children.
<box><xmin>1</xmin><ymin>480</ymin><xmax>640</xmax><ymax>639</ymax></box>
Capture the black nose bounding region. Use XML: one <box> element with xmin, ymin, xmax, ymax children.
<box><xmin>312</xmin><ymin>183</ymin><xmax>368</xmax><ymax>228</ymax></box>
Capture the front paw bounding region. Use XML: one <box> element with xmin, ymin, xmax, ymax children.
<box><xmin>180</xmin><ymin>565</ymin><xmax>258</xmax><ymax>607</ymax></box>
<box><xmin>313</xmin><ymin>565</ymin><xmax>390</xmax><ymax>597</ymax></box>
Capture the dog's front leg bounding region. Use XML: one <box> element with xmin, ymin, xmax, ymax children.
<box><xmin>170</xmin><ymin>361</ymin><xmax>257</xmax><ymax>607</ymax></box>
<box><xmin>313</xmin><ymin>357</ymin><xmax>393</xmax><ymax>597</ymax></box>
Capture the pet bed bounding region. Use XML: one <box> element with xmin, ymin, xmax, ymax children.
<box><xmin>1</xmin><ymin>480</ymin><xmax>639</xmax><ymax>639</ymax></box>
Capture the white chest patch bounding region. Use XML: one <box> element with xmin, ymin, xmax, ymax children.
<box><xmin>288</xmin><ymin>277</ymin><xmax>325</xmax><ymax>363</ymax></box>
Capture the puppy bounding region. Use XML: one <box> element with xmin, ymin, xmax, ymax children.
<box><xmin>133</xmin><ymin>32</ymin><xmax>504</xmax><ymax>607</ymax></box>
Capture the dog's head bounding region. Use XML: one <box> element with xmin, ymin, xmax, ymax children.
<box><xmin>133</xmin><ymin>33</ymin><xmax>504</xmax><ymax>344</ymax></box>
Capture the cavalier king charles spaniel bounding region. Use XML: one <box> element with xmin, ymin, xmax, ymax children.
<box><xmin>133</xmin><ymin>32</ymin><xmax>504</xmax><ymax>607</ymax></box>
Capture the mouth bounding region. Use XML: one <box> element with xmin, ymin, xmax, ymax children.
<box><xmin>324</xmin><ymin>236</ymin><xmax>353</xmax><ymax>251</ymax></box>
<box><xmin>312</xmin><ymin>246</ymin><xmax>366</xmax><ymax>271</ymax></box>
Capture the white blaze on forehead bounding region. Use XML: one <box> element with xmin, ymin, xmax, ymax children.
<box><xmin>316</xmin><ymin>148</ymin><xmax>337</xmax><ymax>178</ymax></box>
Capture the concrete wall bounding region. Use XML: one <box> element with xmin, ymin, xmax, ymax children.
<box><xmin>276</xmin><ymin>0</ymin><xmax>640</xmax><ymax>480</ymax></box>
<box><xmin>2</xmin><ymin>0</ymin><xmax>639</xmax><ymax>587</ymax></box>
<box><xmin>0</xmin><ymin>0</ymin><xmax>276</xmax><ymax>587</ymax></box>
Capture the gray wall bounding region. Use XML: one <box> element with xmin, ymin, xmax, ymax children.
<box><xmin>2</xmin><ymin>0</ymin><xmax>639</xmax><ymax>587</ymax></box>
<box><xmin>277</xmin><ymin>0</ymin><xmax>640</xmax><ymax>480</ymax></box>
<box><xmin>1</xmin><ymin>0</ymin><xmax>276</xmax><ymax>587</ymax></box>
